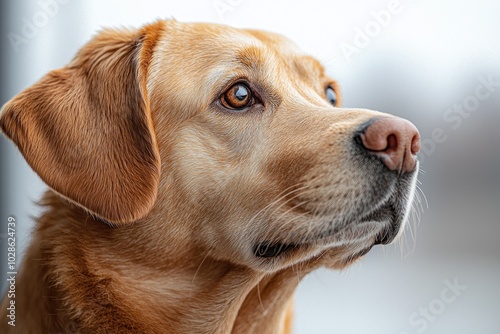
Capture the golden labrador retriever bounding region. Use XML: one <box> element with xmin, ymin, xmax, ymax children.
<box><xmin>0</xmin><ymin>20</ymin><xmax>420</xmax><ymax>333</ymax></box>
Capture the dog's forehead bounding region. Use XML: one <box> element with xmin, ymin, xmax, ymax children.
<box><xmin>179</xmin><ymin>21</ymin><xmax>303</xmax><ymax>53</ymax></box>
<box><xmin>165</xmin><ymin>21</ymin><xmax>323</xmax><ymax>72</ymax></box>
<box><xmin>243</xmin><ymin>29</ymin><xmax>305</xmax><ymax>57</ymax></box>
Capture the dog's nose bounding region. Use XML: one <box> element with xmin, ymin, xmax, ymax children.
<box><xmin>356</xmin><ymin>117</ymin><xmax>421</xmax><ymax>173</ymax></box>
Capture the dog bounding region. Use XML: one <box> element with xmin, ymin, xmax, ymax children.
<box><xmin>0</xmin><ymin>19</ymin><xmax>420</xmax><ymax>333</ymax></box>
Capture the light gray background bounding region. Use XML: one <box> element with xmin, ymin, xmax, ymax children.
<box><xmin>1</xmin><ymin>1</ymin><xmax>499</xmax><ymax>333</ymax></box>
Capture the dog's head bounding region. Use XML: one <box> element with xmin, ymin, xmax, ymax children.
<box><xmin>0</xmin><ymin>20</ymin><xmax>420</xmax><ymax>272</ymax></box>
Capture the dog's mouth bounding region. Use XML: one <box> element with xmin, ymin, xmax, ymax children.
<box><xmin>253</xmin><ymin>201</ymin><xmax>399</xmax><ymax>259</ymax></box>
<box><xmin>254</xmin><ymin>170</ymin><xmax>417</xmax><ymax>259</ymax></box>
<box><xmin>253</xmin><ymin>203</ymin><xmax>396</xmax><ymax>259</ymax></box>
<box><xmin>253</xmin><ymin>242</ymin><xmax>299</xmax><ymax>258</ymax></box>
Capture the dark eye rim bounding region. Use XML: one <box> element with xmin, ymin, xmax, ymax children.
<box><xmin>326</xmin><ymin>85</ymin><xmax>338</xmax><ymax>106</ymax></box>
<box><xmin>219</xmin><ymin>81</ymin><xmax>261</xmax><ymax>112</ymax></box>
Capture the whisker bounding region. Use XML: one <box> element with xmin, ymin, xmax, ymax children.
<box><xmin>415</xmin><ymin>184</ymin><xmax>429</xmax><ymax>210</ymax></box>
<box><xmin>264</xmin><ymin>189</ymin><xmax>313</xmax><ymax>225</ymax></box>
<box><xmin>247</xmin><ymin>182</ymin><xmax>313</xmax><ymax>227</ymax></box>
<box><xmin>267</xmin><ymin>205</ymin><xmax>313</xmax><ymax>243</ymax></box>
<box><xmin>257</xmin><ymin>281</ymin><xmax>265</xmax><ymax>313</ymax></box>
<box><xmin>191</xmin><ymin>249</ymin><xmax>211</xmax><ymax>285</ymax></box>
<box><xmin>407</xmin><ymin>209</ymin><xmax>415</xmax><ymax>242</ymax></box>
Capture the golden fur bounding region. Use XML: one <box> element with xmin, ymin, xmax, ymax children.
<box><xmin>0</xmin><ymin>20</ymin><xmax>418</xmax><ymax>333</ymax></box>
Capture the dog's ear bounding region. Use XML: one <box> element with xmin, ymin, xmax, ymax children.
<box><xmin>0</xmin><ymin>22</ymin><xmax>165</xmax><ymax>224</ymax></box>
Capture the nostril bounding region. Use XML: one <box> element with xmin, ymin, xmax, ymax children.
<box><xmin>386</xmin><ymin>134</ymin><xmax>398</xmax><ymax>151</ymax></box>
<box><xmin>411</xmin><ymin>133</ymin><xmax>421</xmax><ymax>155</ymax></box>
<box><xmin>356</xmin><ymin>117</ymin><xmax>420</xmax><ymax>173</ymax></box>
<box><xmin>358</xmin><ymin>127</ymin><xmax>400</xmax><ymax>153</ymax></box>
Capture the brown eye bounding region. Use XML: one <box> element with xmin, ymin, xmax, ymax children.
<box><xmin>221</xmin><ymin>83</ymin><xmax>252</xmax><ymax>110</ymax></box>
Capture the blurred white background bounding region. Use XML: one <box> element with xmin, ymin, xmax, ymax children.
<box><xmin>1</xmin><ymin>0</ymin><xmax>499</xmax><ymax>333</ymax></box>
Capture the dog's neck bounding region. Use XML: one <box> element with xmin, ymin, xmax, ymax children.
<box><xmin>110</xmin><ymin>251</ymin><xmax>304</xmax><ymax>334</ymax></box>
<box><xmin>14</xmin><ymin>191</ymin><xmax>321</xmax><ymax>334</ymax></box>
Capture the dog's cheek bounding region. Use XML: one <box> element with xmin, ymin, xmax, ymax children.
<box><xmin>161</xmin><ymin>124</ymin><xmax>268</xmax><ymax>253</ymax></box>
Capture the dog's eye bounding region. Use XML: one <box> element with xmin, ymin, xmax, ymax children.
<box><xmin>221</xmin><ymin>83</ymin><xmax>253</xmax><ymax>110</ymax></box>
<box><xmin>326</xmin><ymin>86</ymin><xmax>337</xmax><ymax>106</ymax></box>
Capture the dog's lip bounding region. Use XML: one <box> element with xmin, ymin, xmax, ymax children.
<box><xmin>253</xmin><ymin>200</ymin><xmax>400</xmax><ymax>259</ymax></box>
<box><xmin>328</xmin><ymin>174</ymin><xmax>413</xmax><ymax>246</ymax></box>
<box><xmin>253</xmin><ymin>242</ymin><xmax>299</xmax><ymax>258</ymax></box>
<box><xmin>295</xmin><ymin>198</ymin><xmax>402</xmax><ymax>249</ymax></box>
<box><xmin>359</xmin><ymin>201</ymin><xmax>399</xmax><ymax>245</ymax></box>
<box><xmin>254</xmin><ymin>170</ymin><xmax>417</xmax><ymax>258</ymax></box>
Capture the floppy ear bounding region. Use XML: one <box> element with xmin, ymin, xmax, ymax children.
<box><xmin>0</xmin><ymin>22</ymin><xmax>165</xmax><ymax>224</ymax></box>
